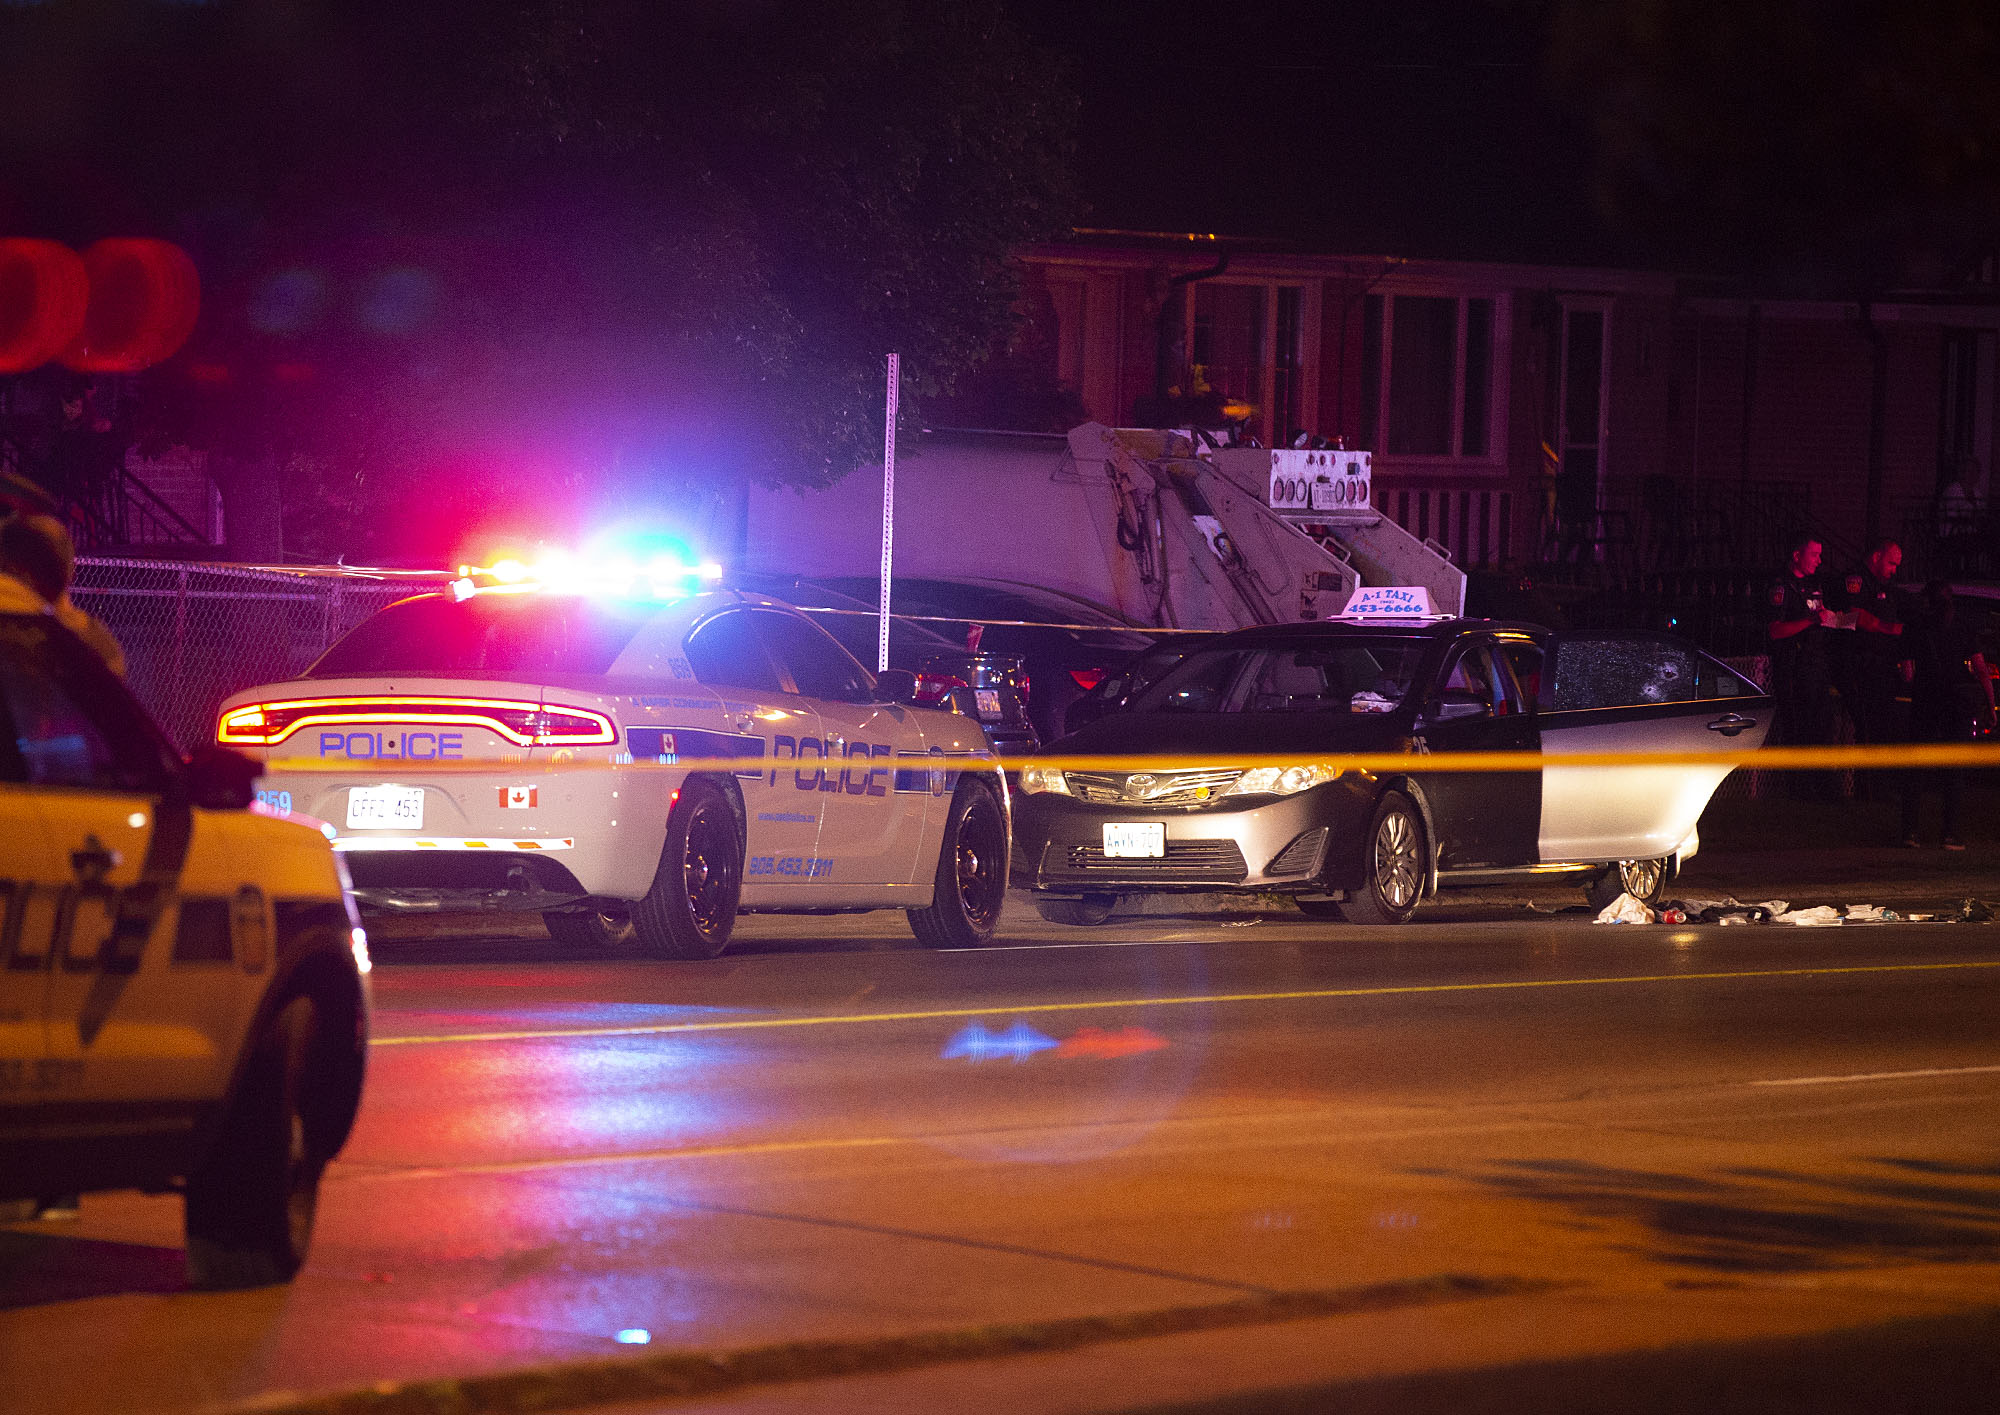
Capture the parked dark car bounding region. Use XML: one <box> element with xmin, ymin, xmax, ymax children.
<box><xmin>1061</xmin><ymin>632</ymin><xmax>1214</xmax><ymax>735</ymax></box>
<box><xmin>736</xmin><ymin>573</ymin><xmax>1037</xmax><ymax>757</ymax></box>
<box><xmin>1013</xmin><ymin>618</ymin><xmax>1770</xmax><ymax>925</ymax></box>
<box><xmin>815</xmin><ymin>576</ymin><xmax>1154</xmax><ymax>742</ymax></box>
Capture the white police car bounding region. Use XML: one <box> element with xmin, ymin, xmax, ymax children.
<box><xmin>215</xmin><ymin>564</ymin><xmax>1010</xmax><ymax>956</ymax></box>
<box><xmin>1</xmin><ymin>583</ymin><xmax>369</xmax><ymax>1289</ymax></box>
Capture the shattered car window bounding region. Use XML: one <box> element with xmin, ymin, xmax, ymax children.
<box><xmin>1549</xmin><ymin>638</ymin><xmax>1698</xmax><ymax>709</ymax></box>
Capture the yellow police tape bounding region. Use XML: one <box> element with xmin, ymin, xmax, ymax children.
<box><xmin>259</xmin><ymin>741</ymin><xmax>2000</xmax><ymax>775</ymax></box>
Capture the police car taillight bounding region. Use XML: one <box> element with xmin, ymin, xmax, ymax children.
<box><xmin>218</xmin><ymin>696</ymin><xmax>618</xmax><ymax>748</ymax></box>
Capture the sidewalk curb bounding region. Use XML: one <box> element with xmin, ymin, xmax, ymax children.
<box><xmin>208</xmin><ymin>1274</ymin><xmax>1549</xmax><ymax>1415</ymax></box>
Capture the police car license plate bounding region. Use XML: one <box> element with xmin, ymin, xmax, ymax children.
<box><xmin>974</xmin><ymin>688</ymin><xmax>1002</xmax><ymax>719</ymax></box>
<box><xmin>347</xmin><ymin>785</ymin><xmax>424</xmax><ymax>829</ymax></box>
<box><xmin>1102</xmin><ymin>822</ymin><xmax>1165</xmax><ymax>858</ymax></box>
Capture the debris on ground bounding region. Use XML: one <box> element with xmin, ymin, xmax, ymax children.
<box><xmin>1594</xmin><ymin>893</ymin><xmax>1655</xmax><ymax>924</ymax></box>
<box><xmin>1774</xmin><ymin>905</ymin><xmax>1844</xmax><ymax>926</ymax></box>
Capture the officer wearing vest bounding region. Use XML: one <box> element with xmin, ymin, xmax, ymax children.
<box><xmin>1768</xmin><ymin>535</ymin><xmax>1837</xmax><ymax>795</ymax></box>
<box><xmin>1829</xmin><ymin>539</ymin><xmax>1912</xmax><ymax>803</ymax></box>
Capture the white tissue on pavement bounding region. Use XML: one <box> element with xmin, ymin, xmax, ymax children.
<box><xmin>1594</xmin><ymin>893</ymin><xmax>1656</xmax><ymax>925</ymax></box>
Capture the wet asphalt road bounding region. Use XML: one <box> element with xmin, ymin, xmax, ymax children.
<box><xmin>5</xmin><ymin>897</ymin><xmax>2000</xmax><ymax>1415</ymax></box>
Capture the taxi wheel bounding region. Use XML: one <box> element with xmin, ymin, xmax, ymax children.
<box><xmin>1033</xmin><ymin>893</ymin><xmax>1116</xmax><ymax>926</ymax></box>
<box><xmin>1341</xmin><ymin>792</ymin><xmax>1426</xmax><ymax>926</ymax></box>
<box><xmin>632</xmin><ymin>778</ymin><xmax>742</xmax><ymax>959</ymax></box>
<box><xmin>1586</xmin><ymin>856</ymin><xmax>1675</xmax><ymax>909</ymax></box>
<box><xmin>908</xmin><ymin>783</ymin><xmax>1008</xmax><ymax>947</ymax></box>
<box><xmin>543</xmin><ymin>906</ymin><xmax>628</xmax><ymax>949</ymax></box>
<box><xmin>184</xmin><ymin>994</ymin><xmax>326</xmax><ymax>1290</ymax></box>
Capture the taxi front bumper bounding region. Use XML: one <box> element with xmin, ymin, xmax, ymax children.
<box><xmin>1011</xmin><ymin>780</ymin><xmax>1376</xmax><ymax>896</ymax></box>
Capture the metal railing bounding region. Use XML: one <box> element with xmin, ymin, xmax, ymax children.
<box><xmin>71</xmin><ymin>558</ymin><xmax>450</xmax><ymax>752</ymax></box>
<box><xmin>3</xmin><ymin>429</ymin><xmax>213</xmax><ymax>551</ymax></box>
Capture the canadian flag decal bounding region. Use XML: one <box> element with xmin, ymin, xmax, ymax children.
<box><xmin>500</xmin><ymin>786</ymin><xmax>539</xmax><ymax>809</ymax></box>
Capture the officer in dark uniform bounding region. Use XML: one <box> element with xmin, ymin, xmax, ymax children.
<box><xmin>1768</xmin><ymin>535</ymin><xmax>1837</xmax><ymax>796</ymax></box>
<box><xmin>1828</xmin><ymin>538</ymin><xmax>1912</xmax><ymax>809</ymax></box>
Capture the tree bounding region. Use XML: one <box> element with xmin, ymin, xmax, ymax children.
<box><xmin>0</xmin><ymin>0</ymin><xmax>1078</xmax><ymax>559</ymax></box>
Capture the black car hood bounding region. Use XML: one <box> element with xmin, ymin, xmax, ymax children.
<box><xmin>1047</xmin><ymin>711</ymin><xmax>1412</xmax><ymax>757</ymax></box>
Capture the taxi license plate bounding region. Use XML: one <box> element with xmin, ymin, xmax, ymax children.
<box><xmin>974</xmin><ymin>688</ymin><xmax>1002</xmax><ymax>719</ymax></box>
<box><xmin>1102</xmin><ymin>822</ymin><xmax>1165</xmax><ymax>858</ymax></box>
<box><xmin>347</xmin><ymin>785</ymin><xmax>424</xmax><ymax>830</ymax></box>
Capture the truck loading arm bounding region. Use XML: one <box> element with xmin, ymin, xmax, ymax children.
<box><xmin>1068</xmin><ymin>424</ymin><xmax>1362</xmax><ymax>631</ymax></box>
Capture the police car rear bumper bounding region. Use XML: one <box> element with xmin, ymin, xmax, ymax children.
<box><xmin>341</xmin><ymin>849</ymin><xmax>591</xmax><ymax>913</ymax></box>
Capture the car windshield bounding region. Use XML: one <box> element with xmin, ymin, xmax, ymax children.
<box><xmin>308</xmin><ymin>592</ymin><xmax>659</xmax><ymax>677</ymax></box>
<box><xmin>736</xmin><ymin>577</ymin><xmax>963</xmax><ymax>662</ymax></box>
<box><xmin>821</xmin><ymin>578</ymin><xmax>1143</xmax><ymax>636</ymax></box>
<box><xmin>1131</xmin><ymin>638</ymin><xmax>1431</xmax><ymax>714</ymax></box>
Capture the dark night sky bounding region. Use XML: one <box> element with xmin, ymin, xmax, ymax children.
<box><xmin>1010</xmin><ymin>0</ymin><xmax>1608</xmax><ymax>263</ymax></box>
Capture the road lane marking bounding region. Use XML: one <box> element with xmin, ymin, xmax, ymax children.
<box><xmin>1750</xmin><ymin>1063</ymin><xmax>2000</xmax><ymax>1088</ymax></box>
<box><xmin>369</xmin><ymin>959</ymin><xmax>2000</xmax><ymax>1048</ymax></box>
<box><xmin>336</xmin><ymin>1134</ymin><xmax>907</xmax><ymax>1181</ymax></box>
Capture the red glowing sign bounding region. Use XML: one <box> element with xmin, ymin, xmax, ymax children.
<box><xmin>0</xmin><ymin>239</ymin><xmax>89</xmax><ymax>373</ymax></box>
<box><xmin>0</xmin><ymin>237</ymin><xmax>200</xmax><ymax>374</ymax></box>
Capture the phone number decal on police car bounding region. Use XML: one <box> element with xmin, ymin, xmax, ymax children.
<box><xmin>746</xmin><ymin>855</ymin><xmax>834</xmax><ymax>879</ymax></box>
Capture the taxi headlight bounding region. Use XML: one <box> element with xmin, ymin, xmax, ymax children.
<box><xmin>1222</xmin><ymin>763</ymin><xmax>1342</xmax><ymax>797</ymax></box>
<box><xmin>1019</xmin><ymin>763</ymin><xmax>1070</xmax><ymax>795</ymax></box>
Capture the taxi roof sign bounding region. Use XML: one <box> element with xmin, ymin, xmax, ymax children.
<box><xmin>1338</xmin><ymin>586</ymin><xmax>1437</xmax><ymax>620</ymax></box>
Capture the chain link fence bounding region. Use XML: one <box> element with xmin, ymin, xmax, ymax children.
<box><xmin>71</xmin><ymin>558</ymin><xmax>450</xmax><ymax>752</ymax></box>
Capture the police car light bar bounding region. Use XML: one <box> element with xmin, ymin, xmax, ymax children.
<box><xmin>452</xmin><ymin>549</ymin><xmax>724</xmax><ymax>602</ymax></box>
<box><xmin>218</xmin><ymin>696</ymin><xmax>618</xmax><ymax>748</ymax></box>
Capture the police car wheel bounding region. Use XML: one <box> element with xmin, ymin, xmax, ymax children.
<box><xmin>632</xmin><ymin>778</ymin><xmax>742</xmax><ymax>959</ymax></box>
<box><xmin>184</xmin><ymin>994</ymin><xmax>327</xmax><ymax>1290</ymax></box>
<box><xmin>543</xmin><ymin>906</ymin><xmax>627</xmax><ymax>949</ymax></box>
<box><xmin>908</xmin><ymin>783</ymin><xmax>1008</xmax><ymax>947</ymax></box>
<box><xmin>1585</xmin><ymin>856</ymin><xmax>1675</xmax><ymax>909</ymax></box>
<box><xmin>1341</xmin><ymin>792</ymin><xmax>1425</xmax><ymax>926</ymax></box>
<box><xmin>1033</xmin><ymin>893</ymin><xmax>1116</xmax><ymax>926</ymax></box>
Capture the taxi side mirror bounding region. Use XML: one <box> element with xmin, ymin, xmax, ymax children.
<box><xmin>185</xmin><ymin>744</ymin><xmax>261</xmax><ymax>810</ymax></box>
<box><xmin>875</xmin><ymin>668</ymin><xmax>919</xmax><ymax>704</ymax></box>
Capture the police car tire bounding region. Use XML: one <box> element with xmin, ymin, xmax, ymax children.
<box><xmin>1341</xmin><ymin>792</ymin><xmax>1425</xmax><ymax>926</ymax></box>
<box><xmin>184</xmin><ymin>993</ymin><xmax>327</xmax><ymax>1290</ymax></box>
<box><xmin>1585</xmin><ymin>856</ymin><xmax>1675</xmax><ymax>909</ymax></box>
<box><xmin>1033</xmin><ymin>894</ymin><xmax>1116</xmax><ymax>926</ymax></box>
<box><xmin>632</xmin><ymin>778</ymin><xmax>742</xmax><ymax>960</ymax></box>
<box><xmin>908</xmin><ymin>782</ymin><xmax>1008</xmax><ymax>948</ymax></box>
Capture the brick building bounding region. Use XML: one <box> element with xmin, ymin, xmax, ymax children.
<box><xmin>1012</xmin><ymin>233</ymin><xmax>2000</xmax><ymax>577</ymax></box>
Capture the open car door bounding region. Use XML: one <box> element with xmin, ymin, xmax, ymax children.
<box><xmin>1535</xmin><ymin>634</ymin><xmax>1770</xmax><ymax>865</ymax></box>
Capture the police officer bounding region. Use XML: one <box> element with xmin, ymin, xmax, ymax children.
<box><xmin>1830</xmin><ymin>538</ymin><xmax>1913</xmax><ymax>810</ymax></box>
<box><xmin>1768</xmin><ymin>535</ymin><xmax>1837</xmax><ymax>796</ymax></box>
<box><xmin>0</xmin><ymin>513</ymin><xmax>125</xmax><ymax>675</ymax></box>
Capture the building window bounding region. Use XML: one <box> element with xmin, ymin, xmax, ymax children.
<box><xmin>1359</xmin><ymin>293</ymin><xmax>1499</xmax><ymax>460</ymax></box>
<box><xmin>1940</xmin><ymin>328</ymin><xmax>1982</xmax><ymax>489</ymax></box>
<box><xmin>1186</xmin><ymin>282</ymin><xmax>1311</xmax><ymax>445</ymax></box>
<box><xmin>1047</xmin><ymin>278</ymin><xmax>1086</xmax><ymax>393</ymax></box>
<box><xmin>1273</xmin><ymin>286</ymin><xmax>1304</xmax><ymax>446</ymax></box>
